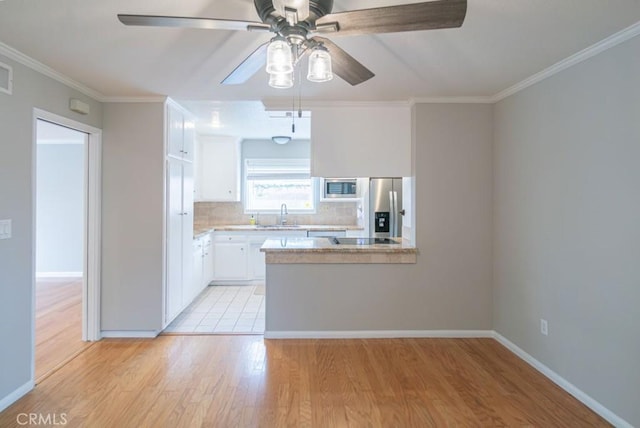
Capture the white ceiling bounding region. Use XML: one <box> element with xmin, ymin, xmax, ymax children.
<box><xmin>1</xmin><ymin>1</ymin><xmax>639</xmax><ymax>138</ymax></box>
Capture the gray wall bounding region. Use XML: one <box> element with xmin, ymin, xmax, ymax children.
<box><xmin>0</xmin><ymin>53</ymin><xmax>102</xmax><ymax>406</ymax></box>
<box><xmin>101</xmin><ymin>102</ymin><xmax>165</xmax><ymax>332</ymax></box>
<box><xmin>266</xmin><ymin>104</ymin><xmax>494</xmax><ymax>331</ymax></box>
<box><xmin>493</xmin><ymin>36</ymin><xmax>640</xmax><ymax>425</ymax></box>
<box><xmin>36</xmin><ymin>143</ymin><xmax>84</xmax><ymax>273</ymax></box>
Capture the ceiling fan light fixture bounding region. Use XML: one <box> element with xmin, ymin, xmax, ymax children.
<box><xmin>268</xmin><ymin>71</ymin><xmax>294</xmax><ymax>89</ymax></box>
<box><xmin>272</xmin><ymin>136</ymin><xmax>291</xmax><ymax>145</ymax></box>
<box><xmin>266</xmin><ymin>37</ymin><xmax>293</xmax><ymax>75</ymax></box>
<box><xmin>307</xmin><ymin>46</ymin><xmax>333</xmax><ymax>83</ymax></box>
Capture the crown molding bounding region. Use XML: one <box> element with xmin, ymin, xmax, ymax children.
<box><xmin>492</xmin><ymin>20</ymin><xmax>640</xmax><ymax>103</ymax></box>
<box><xmin>409</xmin><ymin>96</ymin><xmax>494</xmax><ymax>105</ymax></box>
<box><xmin>101</xmin><ymin>96</ymin><xmax>167</xmax><ymax>103</ymax></box>
<box><xmin>0</xmin><ymin>40</ymin><xmax>106</xmax><ymax>102</ymax></box>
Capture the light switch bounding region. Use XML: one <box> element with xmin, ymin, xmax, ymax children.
<box><xmin>0</xmin><ymin>219</ymin><xmax>11</xmax><ymax>240</ymax></box>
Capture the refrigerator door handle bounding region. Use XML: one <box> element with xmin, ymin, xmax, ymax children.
<box><xmin>393</xmin><ymin>191</ymin><xmax>399</xmax><ymax>237</ymax></box>
<box><xmin>389</xmin><ymin>190</ymin><xmax>395</xmax><ymax>237</ymax></box>
<box><xmin>390</xmin><ymin>191</ymin><xmax>399</xmax><ymax>237</ymax></box>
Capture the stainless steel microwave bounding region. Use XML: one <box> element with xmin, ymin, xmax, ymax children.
<box><xmin>323</xmin><ymin>179</ymin><xmax>357</xmax><ymax>198</ymax></box>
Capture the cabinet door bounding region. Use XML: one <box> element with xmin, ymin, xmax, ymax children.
<box><xmin>198</xmin><ymin>137</ymin><xmax>240</xmax><ymax>201</ymax></box>
<box><xmin>213</xmin><ymin>243</ymin><xmax>247</xmax><ymax>280</ymax></box>
<box><xmin>182</xmin><ymin>116</ymin><xmax>195</xmax><ymax>163</ymax></box>
<box><xmin>166</xmin><ymin>160</ymin><xmax>184</xmax><ymax>321</ymax></box>
<box><xmin>203</xmin><ymin>243</ymin><xmax>214</xmax><ymax>286</ymax></box>
<box><xmin>250</xmin><ymin>242</ymin><xmax>266</xmax><ymax>280</ymax></box>
<box><xmin>189</xmin><ymin>240</ymin><xmax>203</xmax><ymax>305</ymax></box>
<box><xmin>167</xmin><ymin>104</ymin><xmax>184</xmax><ymax>159</ymax></box>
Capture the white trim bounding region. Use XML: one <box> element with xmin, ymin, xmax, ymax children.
<box><xmin>0</xmin><ymin>380</ymin><xmax>34</xmax><ymax>413</ymax></box>
<box><xmin>103</xmin><ymin>96</ymin><xmax>167</xmax><ymax>103</ymax></box>
<box><xmin>492</xmin><ymin>21</ymin><xmax>640</xmax><ymax>102</ymax></box>
<box><xmin>1</xmin><ymin>41</ymin><xmax>105</xmax><ymax>101</ymax></box>
<box><xmin>100</xmin><ymin>330</ymin><xmax>160</xmax><ymax>338</ymax></box>
<box><xmin>264</xmin><ymin>330</ymin><xmax>494</xmax><ymax>339</ymax></box>
<box><xmin>86</xmin><ymin>128</ymin><xmax>102</xmax><ymax>342</ymax></box>
<box><xmin>36</xmin><ymin>271</ymin><xmax>83</xmax><ymax>278</ymax></box>
<box><xmin>493</xmin><ymin>332</ymin><xmax>633</xmax><ymax>428</ymax></box>
<box><xmin>409</xmin><ymin>96</ymin><xmax>494</xmax><ymax>105</ymax></box>
<box><xmin>33</xmin><ymin>109</ymin><xmax>102</xmax><ymax>345</ymax></box>
<box><xmin>0</xmin><ymin>60</ymin><xmax>13</xmax><ymax>95</ymax></box>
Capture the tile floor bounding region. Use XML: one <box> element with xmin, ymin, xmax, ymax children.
<box><xmin>164</xmin><ymin>284</ymin><xmax>265</xmax><ymax>334</ymax></box>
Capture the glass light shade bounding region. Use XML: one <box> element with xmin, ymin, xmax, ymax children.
<box><xmin>269</xmin><ymin>71</ymin><xmax>294</xmax><ymax>89</ymax></box>
<box><xmin>307</xmin><ymin>48</ymin><xmax>333</xmax><ymax>82</ymax></box>
<box><xmin>266</xmin><ymin>39</ymin><xmax>293</xmax><ymax>74</ymax></box>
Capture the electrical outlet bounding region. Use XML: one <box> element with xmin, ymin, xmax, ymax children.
<box><xmin>540</xmin><ymin>319</ymin><xmax>548</xmax><ymax>336</ymax></box>
<box><xmin>0</xmin><ymin>219</ymin><xmax>11</xmax><ymax>240</ymax></box>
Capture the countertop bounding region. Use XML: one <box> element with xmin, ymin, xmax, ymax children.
<box><xmin>260</xmin><ymin>237</ymin><xmax>417</xmax><ymax>264</ymax></box>
<box><xmin>194</xmin><ymin>224</ymin><xmax>363</xmax><ymax>239</ymax></box>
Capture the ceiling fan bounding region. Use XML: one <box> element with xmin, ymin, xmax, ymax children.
<box><xmin>118</xmin><ymin>0</ymin><xmax>467</xmax><ymax>88</ymax></box>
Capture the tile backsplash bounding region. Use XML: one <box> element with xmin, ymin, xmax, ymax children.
<box><xmin>195</xmin><ymin>201</ymin><xmax>362</xmax><ymax>229</ymax></box>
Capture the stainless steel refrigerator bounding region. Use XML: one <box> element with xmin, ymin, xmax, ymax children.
<box><xmin>369</xmin><ymin>178</ymin><xmax>403</xmax><ymax>238</ymax></box>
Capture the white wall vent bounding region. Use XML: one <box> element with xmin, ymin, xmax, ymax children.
<box><xmin>0</xmin><ymin>61</ymin><xmax>13</xmax><ymax>95</ymax></box>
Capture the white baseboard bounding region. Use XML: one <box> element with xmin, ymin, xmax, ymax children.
<box><xmin>100</xmin><ymin>330</ymin><xmax>159</xmax><ymax>338</ymax></box>
<box><xmin>0</xmin><ymin>380</ymin><xmax>34</xmax><ymax>413</ymax></box>
<box><xmin>493</xmin><ymin>332</ymin><xmax>632</xmax><ymax>428</ymax></box>
<box><xmin>36</xmin><ymin>271</ymin><xmax>82</xmax><ymax>278</ymax></box>
<box><xmin>264</xmin><ymin>330</ymin><xmax>494</xmax><ymax>339</ymax></box>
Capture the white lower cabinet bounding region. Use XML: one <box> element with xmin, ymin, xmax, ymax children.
<box><xmin>203</xmin><ymin>236</ymin><xmax>214</xmax><ymax>286</ymax></box>
<box><xmin>212</xmin><ymin>231</ymin><xmax>306</xmax><ymax>282</ymax></box>
<box><xmin>249</xmin><ymin>239</ymin><xmax>267</xmax><ymax>280</ymax></box>
<box><xmin>190</xmin><ymin>238</ymin><xmax>204</xmax><ymax>305</ymax></box>
<box><xmin>213</xmin><ymin>235</ymin><xmax>248</xmax><ymax>280</ymax></box>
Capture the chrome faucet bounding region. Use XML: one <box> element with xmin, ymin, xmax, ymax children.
<box><xmin>280</xmin><ymin>203</ymin><xmax>288</xmax><ymax>225</ymax></box>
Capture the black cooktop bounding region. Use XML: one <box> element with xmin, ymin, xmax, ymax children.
<box><xmin>330</xmin><ymin>237</ymin><xmax>396</xmax><ymax>245</ymax></box>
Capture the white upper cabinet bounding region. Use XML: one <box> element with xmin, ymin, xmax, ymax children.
<box><xmin>310</xmin><ymin>104</ymin><xmax>411</xmax><ymax>178</ymax></box>
<box><xmin>166</xmin><ymin>100</ymin><xmax>195</xmax><ymax>162</ymax></box>
<box><xmin>196</xmin><ymin>135</ymin><xmax>241</xmax><ymax>202</ymax></box>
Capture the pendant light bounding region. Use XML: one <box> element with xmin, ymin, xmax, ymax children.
<box><xmin>307</xmin><ymin>45</ymin><xmax>333</xmax><ymax>83</ymax></box>
<box><xmin>266</xmin><ymin>37</ymin><xmax>293</xmax><ymax>75</ymax></box>
<box><xmin>269</xmin><ymin>71</ymin><xmax>294</xmax><ymax>89</ymax></box>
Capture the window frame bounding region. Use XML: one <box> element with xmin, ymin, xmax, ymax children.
<box><xmin>243</xmin><ymin>158</ymin><xmax>319</xmax><ymax>214</ymax></box>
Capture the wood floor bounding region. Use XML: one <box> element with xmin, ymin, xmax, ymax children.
<box><xmin>35</xmin><ymin>278</ymin><xmax>92</xmax><ymax>382</ymax></box>
<box><xmin>0</xmin><ymin>336</ymin><xmax>609</xmax><ymax>427</ymax></box>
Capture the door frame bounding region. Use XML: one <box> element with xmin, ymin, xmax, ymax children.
<box><xmin>32</xmin><ymin>108</ymin><xmax>102</xmax><ymax>371</ymax></box>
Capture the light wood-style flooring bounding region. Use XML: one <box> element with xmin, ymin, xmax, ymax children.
<box><xmin>0</xmin><ymin>336</ymin><xmax>609</xmax><ymax>427</ymax></box>
<box><xmin>35</xmin><ymin>278</ymin><xmax>92</xmax><ymax>382</ymax></box>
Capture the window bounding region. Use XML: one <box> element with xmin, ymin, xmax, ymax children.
<box><xmin>244</xmin><ymin>159</ymin><xmax>316</xmax><ymax>212</ymax></box>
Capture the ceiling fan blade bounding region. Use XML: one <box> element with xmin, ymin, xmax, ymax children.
<box><xmin>117</xmin><ymin>14</ymin><xmax>271</xmax><ymax>32</ymax></box>
<box><xmin>316</xmin><ymin>0</ymin><xmax>467</xmax><ymax>37</ymax></box>
<box><xmin>222</xmin><ymin>42</ymin><xmax>270</xmax><ymax>85</ymax></box>
<box><xmin>311</xmin><ymin>37</ymin><xmax>374</xmax><ymax>86</ymax></box>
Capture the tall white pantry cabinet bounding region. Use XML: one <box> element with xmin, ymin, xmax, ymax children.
<box><xmin>165</xmin><ymin>100</ymin><xmax>195</xmax><ymax>326</ymax></box>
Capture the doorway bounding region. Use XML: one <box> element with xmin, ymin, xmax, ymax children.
<box><xmin>33</xmin><ymin>110</ymin><xmax>102</xmax><ymax>383</ymax></box>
